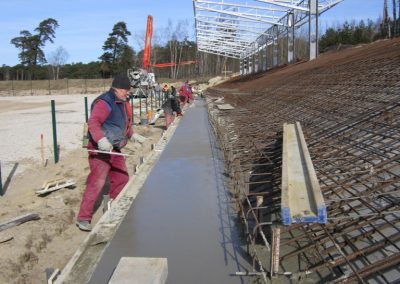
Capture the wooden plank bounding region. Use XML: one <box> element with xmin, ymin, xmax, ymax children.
<box><xmin>270</xmin><ymin>228</ymin><xmax>281</xmax><ymax>278</ymax></box>
<box><xmin>0</xmin><ymin>213</ymin><xmax>40</xmax><ymax>232</ymax></box>
<box><xmin>281</xmin><ymin>122</ymin><xmax>327</xmax><ymax>225</ymax></box>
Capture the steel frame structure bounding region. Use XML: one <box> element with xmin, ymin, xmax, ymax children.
<box><xmin>193</xmin><ymin>0</ymin><xmax>343</xmax><ymax>73</ymax></box>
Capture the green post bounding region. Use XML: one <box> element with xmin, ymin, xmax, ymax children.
<box><xmin>84</xmin><ymin>97</ymin><xmax>89</xmax><ymax>122</ymax></box>
<box><xmin>51</xmin><ymin>100</ymin><xmax>59</xmax><ymax>163</ymax></box>
<box><xmin>0</xmin><ymin>161</ymin><xmax>3</xmax><ymax>196</ymax></box>
<box><xmin>131</xmin><ymin>97</ymin><xmax>134</xmax><ymax>125</ymax></box>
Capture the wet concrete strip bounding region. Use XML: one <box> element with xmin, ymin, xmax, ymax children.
<box><xmin>56</xmin><ymin>118</ymin><xmax>181</xmax><ymax>284</ymax></box>
<box><xmin>89</xmin><ymin>100</ymin><xmax>252</xmax><ymax>284</ymax></box>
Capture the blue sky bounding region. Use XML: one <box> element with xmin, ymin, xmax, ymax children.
<box><xmin>0</xmin><ymin>0</ymin><xmax>388</xmax><ymax>66</ymax></box>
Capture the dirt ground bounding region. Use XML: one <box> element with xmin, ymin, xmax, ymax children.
<box><xmin>0</xmin><ymin>94</ymin><xmax>165</xmax><ymax>284</ymax></box>
<box><xmin>0</xmin><ymin>75</ymin><xmax>227</xmax><ymax>284</ymax></box>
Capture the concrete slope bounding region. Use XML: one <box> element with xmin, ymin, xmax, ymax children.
<box><xmin>89</xmin><ymin>99</ymin><xmax>251</xmax><ymax>284</ymax></box>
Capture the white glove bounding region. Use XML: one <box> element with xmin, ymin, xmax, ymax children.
<box><xmin>98</xmin><ymin>137</ymin><xmax>113</xmax><ymax>151</ymax></box>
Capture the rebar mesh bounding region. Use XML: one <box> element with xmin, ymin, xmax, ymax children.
<box><xmin>207</xmin><ymin>38</ymin><xmax>400</xmax><ymax>283</ymax></box>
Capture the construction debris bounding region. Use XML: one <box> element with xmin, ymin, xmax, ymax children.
<box><xmin>0</xmin><ymin>213</ymin><xmax>40</xmax><ymax>232</ymax></box>
<box><xmin>0</xmin><ymin>234</ymin><xmax>13</xmax><ymax>244</ymax></box>
<box><xmin>36</xmin><ymin>178</ymin><xmax>75</xmax><ymax>196</ymax></box>
<box><xmin>216</xmin><ymin>104</ymin><xmax>234</xmax><ymax>110</ymax></box>
<box><xmin>132</xmin><ymin>132</ymin><xmax>147</xmax><ymax>144</ymax></box>
<box><xmin>149</xmin><ymin>109</ymin><xmax>164</xmax><ymax>125</ymax></box>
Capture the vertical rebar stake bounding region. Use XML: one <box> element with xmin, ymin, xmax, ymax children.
<box><xmin>51</xmin><ymin>100</ymin><xmax>59</xmax><ymax>164</ymax></box>
<box><xmin>84</xmin><ymin>97</ymin><xmax>89</xmax><ymax>123</ymax></box>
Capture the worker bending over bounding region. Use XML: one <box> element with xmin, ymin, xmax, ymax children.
<box><xmin>179</xmin><ymin>81</ymin><xmax>193</xmax><ymax>107</ymax></box>
<box><xmin>162</xmin><ymin>84</ymin><xmax>182</xmax><ymax>129</ymax></box>
<box><xmin>76</xmin><ymin>74</ymin><xmax>133</xmax><ymax>231</ymax></box>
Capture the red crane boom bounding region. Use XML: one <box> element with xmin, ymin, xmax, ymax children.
<box><xmin>143</xmin><ymin>15</ymin><xmax>197</xmax><ymax>69</ymax></box>
<box><xmin>143</xmin><ymin>15</ymin><xmax>153</xmax><ymax>70</ymax></box>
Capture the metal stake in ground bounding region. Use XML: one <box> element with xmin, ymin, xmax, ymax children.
<box><xmin>51</xmin><ymin>100</ymin><xmax>59</xmax><ymax>164</ymax></box>
<box><xmin>84</xmin><ymin>97</ymin><xmax>89</xmax><ymax>122</ymax></box>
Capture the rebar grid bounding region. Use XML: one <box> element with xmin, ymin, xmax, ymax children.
<box><xmin>206</xmin><ymin>40</ymin><xmax>400</xmax><ymax>283</ymax></box>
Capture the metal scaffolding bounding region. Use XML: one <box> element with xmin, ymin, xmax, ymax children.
<box><xmin>193</xmin><ymin>0</ymin><xmax>343</xmax><ymax>73</ymax></box>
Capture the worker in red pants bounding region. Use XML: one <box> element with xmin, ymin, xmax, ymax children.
<box><xmin>179</xmin><ymin>81</ymin><xmax>193</xmax><ymax>107</ymax></box>
<box><xmin>76</xmin><ymin>74</ymin><xmax>133</xmax><ymax>231</ymax></box>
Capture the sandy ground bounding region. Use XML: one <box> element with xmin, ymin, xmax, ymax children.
<box><xmin>0</xmin><ymin>94</ymin><xmax>165</xmax><ymax>283</ymax></box>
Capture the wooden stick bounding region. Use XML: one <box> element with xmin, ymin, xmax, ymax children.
<box><xmin>41</xmin><ymin>134</ymin><xmax>45</xmax><ymax>166</ymax></box>
<box><xmin>0</xmin><ymin>235</ymin><xmax>13</xmax><ymax>244</ymax></box>
<box><xmin>0</xmin><ymin>213</ymin><xmax>40</xmax><ymax>232</ymax></box>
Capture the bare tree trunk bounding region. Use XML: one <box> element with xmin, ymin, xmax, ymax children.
<box><xmin>384</xmin><ymin>0</ymin><xmax>391</xmax><ymax>38</ymax></box>
<box><xmin>51</xmin><ymin>65</ymin><xmax>55</xmax><ymax>80</ymax></box>
<box><xmin>175</xmin><ymin>44</ymin><xmax>183</xmax><ymax>79</ymax></box>
<box><xmin>169</xmin><ymin>40</ymin><xmax>174</xmax><ymax>78</ymax></box>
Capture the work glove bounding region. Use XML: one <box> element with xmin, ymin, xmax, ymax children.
<box><xmin>97</xmin><ymin>137</ymin><xmax>113</xmax><ymax>152</ymax></box>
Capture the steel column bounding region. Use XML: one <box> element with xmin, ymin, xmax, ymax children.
<box><xmin>309</xmin><ymin>0</ymin><xmax>318</xmax><ymax>60</ymax></box>
<box><xmin>273</xmin><ymin>25</ymin><xmax>279</xmax><ymax>68</ymax></box>
<box><xmin>287</xmin><ymin>12</ymin><xmax>295</xmax><ymax>64</ymax></box>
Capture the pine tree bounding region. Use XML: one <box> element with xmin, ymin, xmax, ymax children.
<box><xmin>99</xmin><ymin>22</ymin><xmax>132</xmax><ymax>75</ymax></box>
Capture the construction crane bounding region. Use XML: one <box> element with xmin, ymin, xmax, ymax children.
<box><xmin>143</xmin><ymin>15</ymin><xmax>153</xmax><ymax>70</ymax></box>
<box><xmin>143</xmin><ymin>15</ymin><xmax>197</xmax><ymax>69</ymax></box>
<box><xmin>127</xmin><ymin>15</ymin><xmax>197</xmax><ymax>91</ymax></box>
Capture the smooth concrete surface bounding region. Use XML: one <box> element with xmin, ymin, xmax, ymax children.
<box><xmin>108</xmin><ymin>257</ymin><xmax>168</xmax><ymax>284</ymax></box>
<box><xmin>89</xmin><ymin>100</ymin><xmax>251</xmax><ymax>284</ymax></box>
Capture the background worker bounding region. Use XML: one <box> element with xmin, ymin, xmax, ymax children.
<box><xmin>162</xmin><ymin>85</ymin><xmax>182</xmax><ymax>129</ymax></box>
<box><xmin>76</xmin><ymin>74</ymin><xmax>133</xmax><ymax>231</ymax></box>
<box><xmin>179</xmin><ymin>81</ymin><xmax>193</xmax><ymax>107</ymax></box>
<box><xmin>170</xmin><ymin>86</ymin><xmax>183</xmax><ymax>116</ymax></box>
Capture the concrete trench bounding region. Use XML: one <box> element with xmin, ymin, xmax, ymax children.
<box><xmin>88</xmin><ymin>99</ymin><xmax>252</xmax><ymax>284</ymax></box>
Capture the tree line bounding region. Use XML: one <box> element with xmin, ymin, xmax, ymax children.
<box><xmin>0</xmin><ymin>3</ymin><xmax>399</xmax><ymax>82</ymax></box>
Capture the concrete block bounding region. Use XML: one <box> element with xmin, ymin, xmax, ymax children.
<box><xmin>108</xmin><ymin>257</ymin><xmax>168</xmax><ymax>284</ymax></box>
